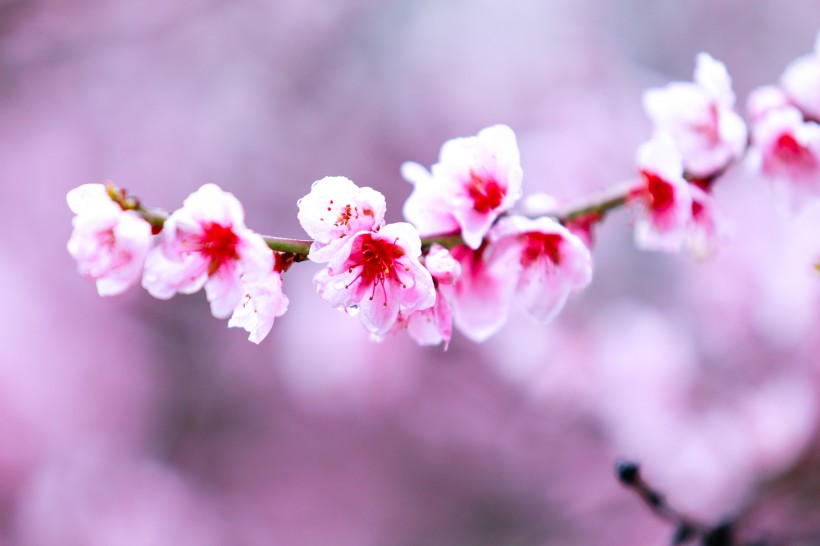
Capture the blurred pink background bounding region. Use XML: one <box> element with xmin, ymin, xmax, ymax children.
<box><xmin>3</xmin><ymin>0</ymin><xmax>820</xmax><ymax>544</ymax></box>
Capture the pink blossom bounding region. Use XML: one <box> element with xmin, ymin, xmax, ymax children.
<box><xmin>402</xmin><ymin>124</ymin><xmax>523</xmax><ymax>249</ymax></box>
<box><xmin>781</xmin><ymin>32</ymin><xmax>820</xmax><ymax>121</ymax></box>
<box><xmin>643</xmin><ymin>53</ymin><xmax>748</xmax><ymax>178</ymax></box>
<box><xmin>142</xmin><ymin>184</ymin><xmax>273</xmax><ymax>319</ymax></box>
<box><xmin>395</xmin><ymin>244</ymin><xmax>461</xmax><ymax>348</ymax></box>
<box><xmin>315</xmin><ymin>222</ymin><xmax>435</xmax><ymax>336</ymax></box>
<box><xmin>67</xmin><ymin>183</ymin><xmax>153</xmax><ymax>296</ymax></box>
<box><xmin>228</xmin><ymin>269</ymin><xmax>289</xmax><ymax>344</ymax></box>
<box><xmin>297</xmin><ymin>176</ymin><xmax>386</xmax><ymax>262</ymax></box>
<box><xmin>441</xmin><ymin>243</ymin><xmax>518</xmax><ymax>342</ymax></box>
<box><xmin>489</xmin><ymin>215</ymin><xmax>592</xmax><ymax>322</ymax></box>
<box><xmin>628</xmin><ymin>136</ymin><xmax>693</xmax><ymax>252</ymax></box>
<box><xmin>751</xmin><ymin>106</ymin><xmax>820</xmax><ymax>195</ymax></box>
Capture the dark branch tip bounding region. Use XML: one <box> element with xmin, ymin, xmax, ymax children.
<box><xmin>616</xmin><ymin>460</ymin><xmax>641</xmax><ymax>485</ymax></box>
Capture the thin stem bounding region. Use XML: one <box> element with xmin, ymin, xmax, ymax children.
<box><xmin>112</xmin><ymin>179</ymin><xmax>641</xmax><ymax>262</ymax></box>
<box><xmin>420</xmin><ymin>181</ymin><xmax>638</xmax><ymax>250</ymax></box>
<box><xmin>261</xmin><ymin>236</ymin><xmax>312</xmax><ymax>257</ymax></box>
<box><xmin>140</xmin><ymin>208</ymin><xmax>168</xmax><ymax>233</ymax></box>
<box><xmin>559</xmin><ymin>194</ymin><xmax>629</xmax><ymax>223</ymax></box>
<box><xmin>555</xmin><ymin>180</ymin><xmax>636</xmax><ymax>223</ymax></box>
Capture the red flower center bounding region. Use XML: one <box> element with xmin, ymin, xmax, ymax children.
<box><xmin>642</xmin><ymin>171</ymin><xmax>675</xmax><ymax>213</ymax></box>
<box><xmin>466</xmin><ymin>171</ymin><xmax>505</xmax><ymax>214</ymax></box>
<box><xmin>520</xmin><ymin>232</ymin><xmax>563</xmax><ymax>267</ymax></box>
<box><xmin>774</xmin><ymin>132</ymin><xmax>816</xmax><ymax>170</ymax></box>
<box><xmin>345</xmin><ymin>234</ymin><xmax>408</xmax><ymax>304</ymax></box>
<box><xmin>691</xmin><ymin>200</ymin><xmax>705</xmax><ymax>219</ymax></box>
<box><xmin>198</xmin><ymin>222</ymin><xmax>240</xmax><ymax>276</ymax></box>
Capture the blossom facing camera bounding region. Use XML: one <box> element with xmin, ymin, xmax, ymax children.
<box><xmin>315</xmin><ymin>222</ymin><xmax>435</xmax><ymax>337</ymax></box>
<box><xmin>402</xmin><ymin>124</ymin><xmax>524</xmax><ymax>249</ymax></box>
<box><xmin>628</xmin><ymin>136</ymin><xmax>693</xmax><ymax>252</ymax></box>
<box><xmin>228</xmin><ymin>269</ymin><xmax>289</xmax><ymax>344</ymax></box>
<box><xmin>67</xmin><ymin>183</ymin><xmax>153</xmax><ymax>296</ymax></box>
<box><xmin>297</xmin><ymin>176</ymin><xmax>386</xmax><ymax>262</ymax></box>
<box><xmin>142</xmin><ymin>184</ymin><xmax>273</xmax><ymax>319</ymax></box>
<box><xmin>490</xmin><ymin>215</ymin><xmax>593</xmax><ymax>323</ymax></box>
<box><xmin>643</xmin><ymin>53</ymin><xmax>747</xmax><ymax>178</ymax></box>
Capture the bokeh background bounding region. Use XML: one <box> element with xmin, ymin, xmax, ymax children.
<box><xmin>3</xmin><ymin>0</ymin><xmax>820</xmax><ymax>544</ymax></box>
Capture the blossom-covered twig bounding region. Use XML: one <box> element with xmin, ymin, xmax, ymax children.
<box><xmin>66</xmin><ymin>34</ymin><xmax>820</xmax><ymax>346</ymax></box>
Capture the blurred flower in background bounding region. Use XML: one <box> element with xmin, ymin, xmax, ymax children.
<box><xmin>3</xmin><ymin>0</ymin><xmax>820</xmax><ymax>544</ymax></box>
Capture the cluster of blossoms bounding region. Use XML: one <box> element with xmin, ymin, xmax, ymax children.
<box><xmin>67</xmin><ymin>183</ymin><xmax>289</xmax><ymax>344</ymax></box>
<box><xmin>66</xmin><ymin>34</ymin><xmax>820</xmax><ymax>347</ymax></box>
<box><xmin>66</xmin><ymin>125</ymin><xmax>593</xmax><ymax>347</ymax></box>
<box><xmin>628</xmin><ymin>53</ymin><xmax>746</xmax><ymax>257</ymax></box>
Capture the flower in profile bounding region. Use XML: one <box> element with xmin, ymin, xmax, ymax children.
<box><xmin>394</xmin><ymin>244</ymin><xmax>461</xmax><ymax>348</ymax></box>
<box><xmin>297</xmin><ymin>176</ymin><xmax>386</xmax><ymax>262</ymax></box>
<box><xmin>643</xmin><ymin>53</ymin><xmax>747</xmax><ymax>178</ymax></box>
<box><xmin>142</xmin><ymin>184</ymin><xmax>273</xmax><ymax>319</ymax></box>
<box><xmin>228</xmin><ymin>266</ymin><xmax>289</xmax><ymax>344</ymax></box>
<box><xmin>67</xmin><ymin>183</ymin><xmax>153</xmax><ymax>296</ymax></box>
<box><xmin>684</xmin><ymin>184</ymin><xmax>730</xmax><ymax>259</ymax></box>
<box><xmin>781</xmin><ymin>31</ymin><xmax>820</xmax><ymax>121</ymax></box>
<box><xmin>628</xmin><ymin>136</ymin><xmax>693</xmax><ymax>252</ymax></box>
<box><xmin>402</xmin><ymin>124</ymin><xmax>524</xmax><ymax>249</ymax></box>
<box><xmin>490</xmin><ymin>215</ymin><xmax>593</xmax><ymax>322</ymax></box>
<box><xmin>441</xmin><ymin>243</ymin><xmax>518</xmax><ymax>343</ymax></box>
<box><xmin>315</xmin><ymin>222</ymin><xmax>435</xmax><ymax>336</ymax></box>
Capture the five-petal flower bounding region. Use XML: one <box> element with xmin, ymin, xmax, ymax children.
<box><xmin>316</xmin><ymin>222</ymin><xmax>436</xmax><ymax>336</ymax></box>
<box><xmin>142</xmin><ymin>184</ymin><xmax>273</xmax><ymax>319</ymax></box>
<box><xmin>402</xmin><ymin>124</ymin><xmax>523</xmax><ymax>249</ymax></box>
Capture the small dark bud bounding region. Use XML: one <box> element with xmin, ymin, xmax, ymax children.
<box><xmin>616</xmin><ymin>460</ymin><xmax>640</xmax><ymax>485</ymax></box>
<box><xmin>672</xmin><ymin>522</ymin><xmax>698</xmax><ymax>545</ymax></box>
<box><xmin>702</xmin><ymin>521</ymin><xmax>734</xmax><ymax>546</ymax></box>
